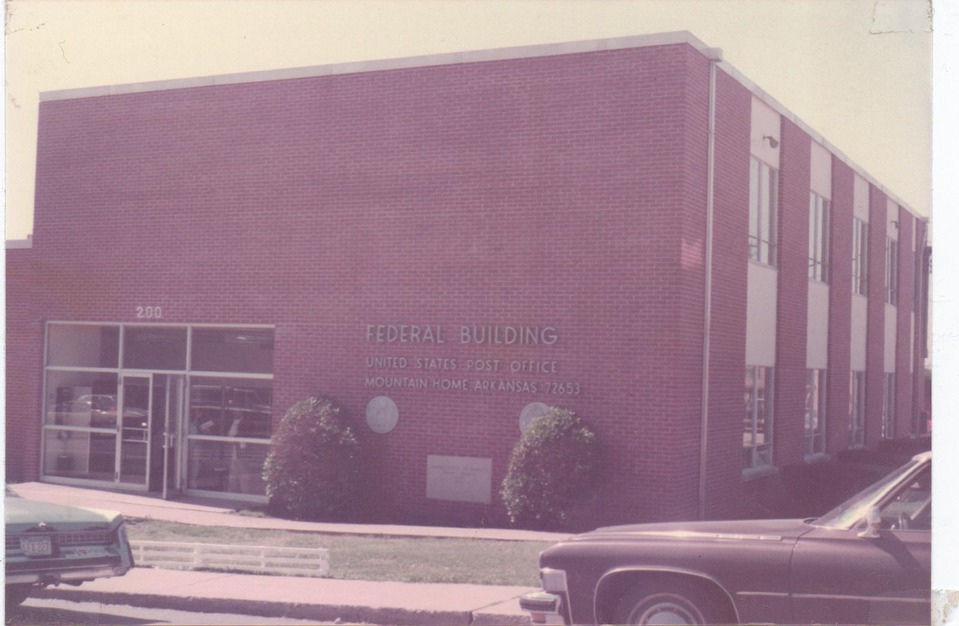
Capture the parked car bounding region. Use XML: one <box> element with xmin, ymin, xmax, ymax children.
<box><xmin>4</xmin><ymin>486</ymin><xmax>134</xmax><ymax>608</ymax></box>
<box><xmin>520</xmin><ymin>451</ymin><xmax>931</xmax><ymax>625</ymax></box>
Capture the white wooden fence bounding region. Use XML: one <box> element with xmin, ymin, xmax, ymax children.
<box><xmin>130</xmin><ymin>541</ymin><xmax>330</xmax><ymax>577</ymax></box>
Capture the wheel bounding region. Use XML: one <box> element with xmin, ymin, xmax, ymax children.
<box><xmin>5</xmin><ymin>584</ymin><xmax>33</xmax><ymax>609</ymax></box>
<box><xmin>616</xmin><ymin>583</ymin><xmax>718</xmax><ymax>625</ymax></box>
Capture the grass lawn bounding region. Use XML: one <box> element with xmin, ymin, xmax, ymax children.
<box><xmin>126</xmin><ymin>519</ymin><xmax>550</xmax><ymax>587</ymax></box>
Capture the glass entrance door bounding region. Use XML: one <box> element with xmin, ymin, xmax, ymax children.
<box><xmin>118</xmin><ymin>374</ymin><xmax>185</xmax><ymax>496</ymax></box>
<box><xmin>118</xmin><ymin>375</ymin><xmax>151</xmax><ymax>486</ymax></box>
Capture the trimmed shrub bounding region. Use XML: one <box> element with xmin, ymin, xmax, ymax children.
<box><xmin>500</xmin><ymin>407</ymin><xmax>600</xmax><ymax>529</ymax></box>
<box><xmin>263</xmin><ymin>396</ymin><xmax>362</xmax><ymax>521</ymax></box>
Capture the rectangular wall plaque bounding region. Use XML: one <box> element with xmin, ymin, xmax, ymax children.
<box><xmin>426</xmin><ymin>455</ymin><xmax>493</xmax><ymax>504</ymax></box>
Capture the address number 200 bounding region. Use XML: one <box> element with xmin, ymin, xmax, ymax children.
<box><xmin>136</xmin><ymin>306</ymin><xmax>163</xmax><ymax>320</ymax></box>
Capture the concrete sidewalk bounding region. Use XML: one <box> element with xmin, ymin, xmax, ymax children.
<box><xmin>34</xmin><ymin>568</ymin><xmax>535</xmax><ymax>625</ymax></box>
<box><xmin>10</xmin><ymin>482</ymin><xmax>565</xmax><ymax>624</ymax></box>
<box><xmin>11</xmin><ymin>482</ymin><xmax>570</xmax><ymax>542</ymax></box>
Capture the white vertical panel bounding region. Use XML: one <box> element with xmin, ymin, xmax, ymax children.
<box><xmin>885</xmin><ymin>303</ymin><xmax>897</xmax><ymax>372</ymax></box>
<box><xmin>746</xmin><ymin>96</ymin><xmax>781</xmax><ymax>370</ymax></box>
<box><xmin>746</xmin><ymin>263</ymin><xmax>778</xmax><ymax>366</ymax></box>
<box><xmin>810</xmin><ymin>142</ymin><xmax>832</xmax><ymax>199</ymax></box>
<box><xmin>851</xmin><ymin>295</ymin><xmax>868</xmax><ymax>371</ymax></box>
<box><xmin>807</xmin><ymin>281</ymin><xmax>830</xmax><ymax>369</ymax></box>
<box><xmin>750</xmin><ymin>97</ymin><xmax>781</xmax><ymax>169</ymax></box>
<box><xmin>887</xmin><ymin>199</ymin><xmax>899</xmax><ymax>241</ymax></box>
<box><xmin>854</xmin><ymin>174</ymin><xmax>870</xmax><ymax>222</ymax></box>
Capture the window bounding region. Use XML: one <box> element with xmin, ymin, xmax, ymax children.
<box><xmin>852</xmin><ymin>218</ymin><xmax>869</xmax><ymax>295</ymax></box>
<box><xmin>42</xmin><ymin>323</ymin><xmax>275</xmax><ymax>498</ymax></box>
<box><xmin>749</xmin><ymin>157</ymin><xmax>778</xmax><ymax>266</ymax></box>
<box><xmin>805</xmin><ymin>369</ymin><xmax>827</xmax><ymax>456</ymax></box>
<box><xmin>877</xmin><ymin>465</ymin><xmax>931</xmax><ymax>532</ymax></box>
<box><xmin>46</xmin><ymin>324</ymin><xmax>119</xmax><ymax>368</ymax></box>
<box><xmin>744</xmin><ymin>366</ymin><xmax>774</xmax><ymax>470</ymax></box>
<box><xmin>191</xmin><ymin>328</ymin><xmax>275</xmax><ymax>374</ymax></box>
<box><xmin>187</xmin><ymin>376</ymin><xmax>273</xmax><ymax>496</ymax></box>
<box><xmin>883</xmin><ymin>372</ymin><xmax>896</xmax><ymax>440</ymax></box>
<box><xmin>850</xmin><ymin>371</ymin><xmax>866</xmax><ymax>448</ymax></box>
<box><xmin>886</xmin><ymin>237</ymin><xmax>899</xmax><ymax>304</ymax></box>
<box><xmin>123</xmin><ymin>326</ymin><xmax>187</xmax><ymax>370</ymax></box>
<box><xmin>808</xmin><ymin>193</ymin><xmax>830</xmax><ymax>281</ymax></box>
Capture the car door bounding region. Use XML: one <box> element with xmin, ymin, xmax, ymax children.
<box><xmin>789</xmin><ymin>464</ymin><xmax>931</xmax><ymax>625</ymax></box>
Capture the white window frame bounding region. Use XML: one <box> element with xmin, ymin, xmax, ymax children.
<box><xmin>808</xmin><ymin>192</ymin><xmax>830</xmax><ymax>282</ymax></box>
<box><xmin>41</xmin><ymin>321</ymin><xmax>275</xmax><ymax>502</ymax></box>
<box><xmin>748</xmin><ymin>157</ymin><xmax>778</xmax><ymax>267</ymax></box>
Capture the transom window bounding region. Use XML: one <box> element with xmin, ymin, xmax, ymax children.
<box><xmin>749</xmin><ymin>157</ymin><xmax>778</xmax><ymax>266</ymax></box>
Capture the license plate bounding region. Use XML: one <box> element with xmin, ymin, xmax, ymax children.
<box><xmin>20</xmin><ymin>535</ymin><xmax>53</xmax><ymax>557</ymax></box>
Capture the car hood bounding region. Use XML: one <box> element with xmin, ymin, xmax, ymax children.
<box><xmin>571</xmin><ymin>518</ymin><xmax>813</xmax><ymax>544</ymax></box>
<box><xmin>4</xmin><ymin>496</ymin><xmax>122</xmax><ymax>532</ymax></box>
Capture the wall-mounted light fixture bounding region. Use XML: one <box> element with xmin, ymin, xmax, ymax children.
<box><xmin>762</xmin><ymin>135</ymin><xmax>779</xmax><ymax>149</ymax></box>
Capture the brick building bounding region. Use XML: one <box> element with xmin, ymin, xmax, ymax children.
<box><xmin>5</xmin><ymin>32</ymin><xmax>929</xmax><ymax>527</ymax></box>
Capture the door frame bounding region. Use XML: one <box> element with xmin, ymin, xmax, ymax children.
<box><xmin>162</xmin><ymin>374</ymin><xmax>186</xmax><ymax>499</ymax></box>
<box><xmin>117</xmin><ymin>372</ymin><xmax>153</xmax><ymax>490</ymax></box>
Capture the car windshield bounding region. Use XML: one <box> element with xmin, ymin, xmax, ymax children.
<box><xmin>813</xmin><ymin>459</ymin><xmax>923</xmax><ymax>529</ymax></box>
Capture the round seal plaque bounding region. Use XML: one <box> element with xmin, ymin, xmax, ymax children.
<box><xmin>366</xmin><ymin>396</ymin><xmax>399</xmax><ymax>434</ymax></box>
<box><xmin>519</xmin><ymin>402</ymin><xmax>550</xmax><ymax>433</ymax></box>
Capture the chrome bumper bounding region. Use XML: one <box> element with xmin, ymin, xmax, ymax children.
<box><xmin>520</xmin><ymin>590</ymin><xmax>566</xmax><ymax>625</ymax></box>
<box><xmin>5</xmin><ymin>562</ymin><xmax>132</xmax><ymax>585</ymax></box>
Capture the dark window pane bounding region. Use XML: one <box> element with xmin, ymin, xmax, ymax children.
<box><xmin>123</xmin><ymin>327</ymin><xmax>187</xmax><ymax>370</ymax></box>
<box><xmin>47</xmin><ymin>324</ymin><xmax>119</xmax><ymax>368</ymax></box>
<box><xmin>191</xmin><ymin>328</ymin><xmax>274</xmax><ymax>374</ymax></box>
<box><xmin>188</xmin><ymin>376</ymin><xmax>273</xmax><ymax>439</ymax></box>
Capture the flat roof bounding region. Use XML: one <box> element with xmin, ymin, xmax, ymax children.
<box><xmin>38</xmin><ymin>30</ymin><xmax>923</xmax><ymax>221</ymax></box>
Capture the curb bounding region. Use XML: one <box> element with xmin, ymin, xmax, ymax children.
<box><xmin>35</xmin><ymin>586</ymin><xmax>531</xmax><ymax>625</ymax></box>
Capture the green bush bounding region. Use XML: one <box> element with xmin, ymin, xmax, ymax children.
<box><xmin>500</xmin><ymin>407</ymin><xmax>600</xmax><ymax>528</ymax></box>
<box><xmin>263</xmin><ymin>396</ymin><xmax>362</xmax><ymax>521</ymax></box>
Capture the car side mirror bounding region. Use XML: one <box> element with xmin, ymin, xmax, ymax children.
<box><xmin>857</xmin><ymin>505</ymin><xmax>882</xmax><ymax>539</ymax></box>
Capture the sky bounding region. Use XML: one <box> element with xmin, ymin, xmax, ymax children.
<box><xmin>4</xmin><ymin>0</ymin><xmax>958</xmax><ymax>597</ymax></box>
<box><xmin>2</xmin><ymin>0</ymin><xmax>934</xmax><ymax>241</ymax></box>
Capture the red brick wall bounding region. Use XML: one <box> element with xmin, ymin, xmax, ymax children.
<box><xmin>702</xmin><ymin>69</ymin><xmax>751</xmax><ymax>518</ymax></box>
<box><xmin>15</xmin><ymin>42</ymin><xmax>736</xmax><ymax>527</ymax></box>
<box><xmin>5</xmin><ymin>249</ymin><xmax>44</xmax><ymax>482</ymax></box>
<box><xmin>773</xmin><ymin>119</ymin><xmax>811</xmax><ymax>466</ymax></box>
<box><xmin>827</xmin><ymin>158</ymin><xmax>854</xmax><ymax>454</ymax></box>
